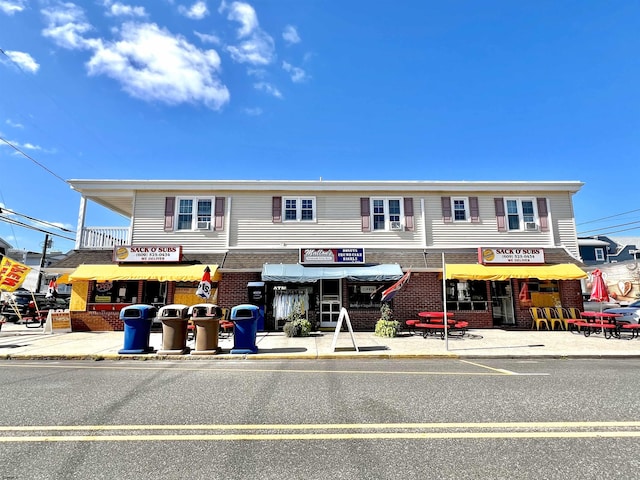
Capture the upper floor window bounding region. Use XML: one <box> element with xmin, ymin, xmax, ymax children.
<box><xmin>372</xmin><ymin>198</ymin><xmax>403</xmax><ymax>231</ymax></box>
<box><xmin>283</xmin><ymin>197</ymin><xmax>315</xmax><ymax>222</ymax></box>
<box><xmin>595</xmin><ymin>248</ymin><xmax>605</xmax><ymax>262</ymax></box>
<box><xmin>505</xmin><ymin>198</ymin><xmax>537</xmax><ymax>231</ymax></box>
<box><xmin>452</xmin><ymin>197</ymin><xmax>469</xmax><ymax>221</ymax></box>
<box><xmin>177</xmin><ymin>197</ymin><xmax>213</xmax><ymax>230</ymax></box>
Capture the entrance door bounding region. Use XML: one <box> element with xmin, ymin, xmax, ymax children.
<box><xmin>320</xmin><ymin>279</ymin><xmax>342</xmax><ymax>327</ymax></box>
<box><xmin>491</xmin><ymin>281</ymin><xmax>515</xmax><ymax>326</ymax></box>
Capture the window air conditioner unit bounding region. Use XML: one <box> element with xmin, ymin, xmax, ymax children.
<box><xmin>390</xmin><ymin>221</ymin><xmax>403</xmax><ymax>231</ymax></box>
<box><xmin>525</xmin><ymin>222</ymin><xmax>538</xmax><ymax>231</ymax></box>
<box><xmin>197</xmin><ymin>221</ymin><xmax>211</xmax><ymax>230</ymax></box>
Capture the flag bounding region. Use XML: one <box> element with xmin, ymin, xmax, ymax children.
<box><xmin>380</xmin><ymin>270</ymin><xmax>411</xmax><ymax>302</ymax></box>
<box><xmin>46</xmin><ymin>278</ymin><xmax>58</xmax><ymax>299</ymax></box>
<box><xmin>0</xmin><ymin>257</ymin><xmax>31</xmax><ymax>292</ymax></box>
<box><xmin>195</xmin><ymin>266</ymin><xmax>212</xmax><ymax>299</ymax></box>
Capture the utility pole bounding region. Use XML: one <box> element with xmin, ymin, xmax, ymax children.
<box><xmin>37</xmin><ymin>234</ymin><xmax>50</xmax><ymax>293</ymax></box>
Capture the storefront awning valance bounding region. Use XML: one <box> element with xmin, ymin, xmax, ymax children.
<box><xmin>68</xmin><ymin>264</ymin><xmax>220</xmax><ymax>282</ymax></box>
<box><xmin>445</xmin><ymin>263</ymin><xmax>587</xmax><ymax>281</ymax></box>
<box><xmin>262</xmin><ymin>264</ymin><xmax>404</xmax><ymax>283</ymax></box>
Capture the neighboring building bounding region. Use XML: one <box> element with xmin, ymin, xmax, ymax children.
<box><xmin>578</xmin><ymin>237</ymin><xmax>612</xmax><ymax>265</ymax></box>
<box><xmin>50</xmin><ymin>179</ymin><xmax>587</xmax><ymax>332</ymax></box>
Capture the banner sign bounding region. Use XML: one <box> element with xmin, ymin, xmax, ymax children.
<box><xmin>113</xmin><ymin>245</ymin><xmax>182</xmax><ymax>263</ymax></box>
<box><xmin>0</xmin><ymin>257</ymin><xmax>32</xmax><ymax>292</ymax></box>
<box><xmin>300</xmin><ymin>248</ymin><xmax>365</xmax><ymax>264</ymax></box>
<box><xmin>479</xmin><ymin>247</ymin><xmax>545</xmax><ymax>264</ymax></box>
<box><xmin>43</xmin><ymin>309</ymin><xmax>72</xmax><ymax>334</ymax></box>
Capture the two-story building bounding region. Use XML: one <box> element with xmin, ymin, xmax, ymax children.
<box><xmin>51</xmin><ymin>179</ymin><xmax>587</xmax><ymax>331</ymax></box>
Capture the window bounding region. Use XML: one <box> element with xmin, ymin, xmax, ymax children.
<box><xmin>445</xmin><ymin>280</ymin><xmax>488</xmax><ymax>311</ymax></box>
<box><xmin>505</xmin><ymin>198</ymin><xmax>537</xmax><ymax>231</ymax></box>
<box><xmin>595</xmin><ymin>248</ymin><xmax>605</xmax><ymax>262</ymax></box>
<box><xmin>176</xmin><ymin>197</ymin><xmax>213</xmax><ymax>230</ymax></box>
<box><xmin>283</xmin><ymin>197</ymin><xmax>315</xmax><ymax>221</ymax></box>
<box><xmin>452</xmin><ymin>197</ymin><xmax>468</xmax><ymax>221</ymax></box>
<box><xmin>371</xmin><ymin>198</ymin><xmax>403</xmax><ymax>231</ymax></box>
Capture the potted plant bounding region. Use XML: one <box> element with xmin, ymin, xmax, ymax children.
<box><xmin>374</xmin><ymin>302</ymin><xmax>401</xmax><ymax>337</ymax></box>
<box><xmin>283</xmin><ymin>300</ymin><xmax>312</xmax><ymax>337</ymax></box>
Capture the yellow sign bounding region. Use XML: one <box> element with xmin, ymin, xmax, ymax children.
<box><xmin>44</xmin><ymin>310</ymin><xmax>72</xmax><ymax>334</ymax></box>
<box><xmin>0</xmin><ymin>257</ymin><xmax>32</xmax><ymax>291</ymax></box>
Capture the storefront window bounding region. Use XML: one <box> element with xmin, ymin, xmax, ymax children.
<box><xmin>348</xmin><ymin>283</ymin><xmax>386</xmax><ymax>309</ymax></box>
<box><xmin>527</xmin><ymin>280</ymin><xmax>560</xmax><ymax>307</ymax></box>
<box><xmin>91</xmin><ymin>281</ymin><xmax>138</xmax><ymax>303</ymax></box>
<box><xmin>446</xmin><ymin>280</ymin><xmax>488</xmax><ymax>311</ymax></box>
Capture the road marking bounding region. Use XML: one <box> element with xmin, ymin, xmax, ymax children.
<box><xmin>1</xmin><ymin>421</ymin><xmax>639</xmax><ymax>432</ymax></box>
<box><xmin>0</xmin><ymin>363</ymin><xmax>530</xmax><ymax>376</ymax></box>
<box><xmin>2</xmin><ymin>430</ymin><xmax>640</xmax><ymax>442</ymax></box>
<box><xmin>458</xmin><ymin>359</ymin><xmax>520</xmax><ymax>375</ymax></box>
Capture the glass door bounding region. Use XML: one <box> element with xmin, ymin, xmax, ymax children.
<box><xmin>491</xmin><ymin>280</ymin><xmax>515</xmax><ymax>326</ymax></box>
<box><xmin>320</xmin><ymin>279</ymin><xmax>342</xmax><ymax>327</ymax></box>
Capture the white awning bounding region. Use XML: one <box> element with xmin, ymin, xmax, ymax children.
<box><xmin>261</xmin><ymin>264</ymin><xmax>404</xmax><ymax>282</ymax></box>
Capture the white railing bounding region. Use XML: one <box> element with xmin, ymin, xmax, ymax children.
<box><xmin>80</xmin><ymin>227</ymin><xmax>130</xmax><ymax>249</ymax></box>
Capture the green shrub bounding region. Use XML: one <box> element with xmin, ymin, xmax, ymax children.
<box><xmin>283</xmin><ymin>318</ymin><xmax>312</xmax><ymax>337</ymax></box>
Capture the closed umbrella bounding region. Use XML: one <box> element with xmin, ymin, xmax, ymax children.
<box><xmin>195</xmin><ymin>266</ymin><xmax>212</xmax><ymax>300</ymax></box>
<box><xmin>589</xmin><ymin>268</ymin><xmax>610</xmax><ymax>332</ymax></box>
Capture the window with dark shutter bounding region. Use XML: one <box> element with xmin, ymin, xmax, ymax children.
<box><xmin>272</xmin><ymin>197</ymin><xmax>282</xmax><ymax>223</ymax></box>
<box><xmin>164</xmin><ymin>197</ymin><xmax>175</xmax><ymax>232</ymax></box>
<box><xmin>494</xmin><ymin>198</ymin><xmax>507</xmax><ymax>232</ymax></box>
<box><xmin>404</xmin><ymin>197</ymin><xmax>414</xmax><ymax>231</ymax></box>
<box><xmin>469</xmin><ymin>197</ymin><xmax>480</xmax><ymax>223</ymax></box>
<box><xmin>214</xmin><ymin>197</ymin><xmax>225</xmax><ymax>231</ymax></box>
<box><xmin>361</xmin><ymin>198</ymin><xmax>371</xmax><ymax>232</ymax></box>
<box><xmin>441</xmin><ymin>197</ymin><xmax>452</xmax><ymax>223</ymax></box>
<box><xmin>537</xmin><ymin>197</ymin><xmax>549</xmax><ymax>232</ymax></box>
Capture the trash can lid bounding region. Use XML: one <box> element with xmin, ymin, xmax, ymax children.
<box><xmin>158</xmin><ymin>304</ymin><xmax>189</xmax><ymax>318</ymax></box>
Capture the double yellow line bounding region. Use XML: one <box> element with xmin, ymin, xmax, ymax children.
<box><xmin>1</xmin><ymin>421</ymin><xmax>639</xmax><ymax>442</ymax></box>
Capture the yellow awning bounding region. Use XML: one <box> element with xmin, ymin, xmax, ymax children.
<box><xmin>445</xmin><ymin>263</ymin><xmax>587</xmax><ymax>281</ymax></box>
<box><xmin>68</xmin><ymin>264</ymin><xmax>220</xmax><ymax>282</ymax></box>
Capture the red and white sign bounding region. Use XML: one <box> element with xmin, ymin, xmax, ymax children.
<box><xmin>479</xmin><ymin>248</ymin><xmax>545</xmax><ymax>264</ymax></box>
<box><xmin>113</xmin><ymin>245</ymin><xmax>182</xmax><ymax>263</ymax></box>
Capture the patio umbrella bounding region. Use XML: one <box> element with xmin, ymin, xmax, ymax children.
<box><xmin>380</xmin><ymin>270</ymin><xmax>411</xmax><ymax>302</ymax></box>
<box><xmin>195</xmin><ymin>266</ymin><xmax>212</xmax><ymax>300</ymax></box>
<box><xmin>589</xmin><ymin>268</ymin><xmax>610</xmax><ymax>331</ymax></box>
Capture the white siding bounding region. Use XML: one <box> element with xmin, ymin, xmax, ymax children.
<box><xmin>230</xmin><ymin>192</ymin><xmax>425</xmax><ymax>248</ymax></box>
<box><xmin>131</xmin><ymin>193</ymin><xmax>228</xmax><ymax>251</ymax></box>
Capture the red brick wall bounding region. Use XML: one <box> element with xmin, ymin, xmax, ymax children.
<box><xmin>71</xmin><ymin>310</ymin><xmax>122</xmax><ymax>331</ymax></box>
<box><xmin>217</xmin><ymin>272</ymin><xmax>262</xmax><ymax>311</ymax></box>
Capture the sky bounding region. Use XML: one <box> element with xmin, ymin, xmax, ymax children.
<box><xmin>0</xmin><ymin>0</ymin><xmax>639</xmax><ymax>255</ymax></box>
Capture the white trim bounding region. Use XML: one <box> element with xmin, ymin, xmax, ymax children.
<box><xmin>175</xmin><ymin>196</ymin><xmax>215</xmax><ymax>231</ymax></box>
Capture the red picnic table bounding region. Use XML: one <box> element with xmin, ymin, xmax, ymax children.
<box><xmin>574</xmin><ymin>311</ymin><xmax>623</xmax><ymax>338</ymax></box>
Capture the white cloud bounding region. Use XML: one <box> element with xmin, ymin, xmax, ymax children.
<box><xmin>282</xmin><ymin>61</ymin><xmax>307</xmax><ymax>83</ymax></box>
<box><xmin>0</xmin><ymin>0</ymin><xmax>26</xmax><ymax>15</ymax></box>
<box><xmin>105</xmin><ymin>1</ymin><xmax>147</xmax><ymax>18</ymax></box>
<box><xmin>282</xmin><ymin>25</ymin><xmax>300</xmax><ymax>45</ymax></box>
<box><xmin>6</xmin><ymin>119</ymin><xmax>24</xmax><ymax>129</ymax></box>
<box><xmin>41</xmin><ymin>3</ymin><xmax>96</xmax><ymax>50</ymax></box>
<box><xmin>243</xmin><ymin>107</ymin><xmax>262</xmax><ymax>116</ymax></box>
<box><xmin>254</xmin><ymin>82</ymin><xmax>281</xmax><ymax>99</ymax></box>
<box><xmin>194</xmin><ymin>31</ymin><xmax>221</xmax><ymax>45</ymax></box>
<box><xmin>86</xmin><ymin>22</ymin><xmax>230</xmax><ymax>110</ymax></box>
<box><xmin>223</xmin><ymin>1</ymin><xmax>274</xmax><ymax>65</ymax></box>
<box><xmin>3</xmin><ymin>50</ymin><xmax>40</xmax><ymax>73</ymax></box>
<box><xmin>179</xmin><ymin>1</ymin><xmax>209</xmax><ymax>20</ymax></box>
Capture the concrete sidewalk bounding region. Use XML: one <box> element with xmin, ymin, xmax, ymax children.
<box><xmin>1</xmin><ymin>321</ymin><xmax>640</xmax><ymax>360</ymax></box>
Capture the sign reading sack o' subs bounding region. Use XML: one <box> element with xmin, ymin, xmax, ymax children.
<box><xmin>479</xmin><ymin>248</ymin><xmax>545</xmax><ymax>264</ymax></box>
<box><xmin>113</xmin><ymin>245</ymin><xmax>182</xmax><ymax>263</ymax></box>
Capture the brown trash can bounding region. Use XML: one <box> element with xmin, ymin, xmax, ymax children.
<box><xmin>157</xmin><ymin>304</ymin><xmax>190</xmax><ymax>355</ymax></box>
<box><xmin>188</xmin><ymin>304</ymin><xmax>223</xmax><ymax>355</ymax></box>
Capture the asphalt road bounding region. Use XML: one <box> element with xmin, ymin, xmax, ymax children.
<box><xmin>0</xmin><ymin>358</ymin><xmax>639</xmax><ymax>480</ymax></box>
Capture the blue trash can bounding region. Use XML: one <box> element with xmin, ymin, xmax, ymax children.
<box><xmin>230</xmin><ymin>304</ymin><xmax>259</xmax><ymax>354</ymax></box>
<box><xmin>118</xmin><ymin>304</ymin><xmax>157</xmax><ymax>354</ymax></box>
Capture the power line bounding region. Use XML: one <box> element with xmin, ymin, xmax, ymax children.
<box><xmin>0</xmin><ymin>136</ymin><xmax>68</xmax><ymax>185</ymax></box>
<box><xmin>576</xmin><ymin>208</ymin><xmax>640</xmax><ymax>226</ymax></box>
<box><xmin>0</xmin><ymin>216</ymin><xmax>75</xmax><ymax>243</ymax></box>
<box><xmin>577</xmin><ymin>219</ymin><xmax>640</xmax><ymax>236</ymax></box>
<box><xmin>0</xmin><ymin>207</ymin><xmax>75</xmax><ymax>233</ymax></box>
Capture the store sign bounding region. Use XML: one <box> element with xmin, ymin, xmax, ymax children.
<box><xmin>300</xmin><ymin>248</ymin><xmax>365</xmax><ymax>264</ymax></box>
<box><xmin>113</xmin><ymin>245</ymin><xmax>182</xmax><ymax>263</ymax></box>
<box><xmin>479</xmin><ymin>247</ymin><xmax>545</xmax><ymax>264</ymax></box>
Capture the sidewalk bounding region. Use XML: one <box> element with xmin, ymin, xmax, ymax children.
<box><xmin>1</xmin><ymin>321</ymin><xmax>640</xmax><ymax>360</ymax></box>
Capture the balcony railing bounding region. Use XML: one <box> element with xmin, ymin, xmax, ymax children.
<box><xmin>79</xmin><ymin>227</ymin><xmax>130</xmax><ymax>250</ymax></box>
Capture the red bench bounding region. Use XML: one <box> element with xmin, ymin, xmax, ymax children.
<box><xmin>405</xmin><ymin>319</ymin><xmax>420</xmax><ymax>335</ymax></box>
<box><xmin>621</xmin><ymin>323</ymin><xmax>640</xmax><ymax>338</ymax></box>
<box><xmin>415</xmin><ymin>322</ymin><xmax>449</xmax><ymax>339</ymax></box>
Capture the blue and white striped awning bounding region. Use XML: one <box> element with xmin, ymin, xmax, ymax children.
<box><xmin>261</xmin><ymin>264</ymin><xmax>403</xmax><ymax>283</ymax></box>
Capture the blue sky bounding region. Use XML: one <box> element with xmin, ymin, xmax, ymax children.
<box><xmin>0</xmin><ymin>0</ymin><xmax>639</xmax><ymax>255</ymax></box>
